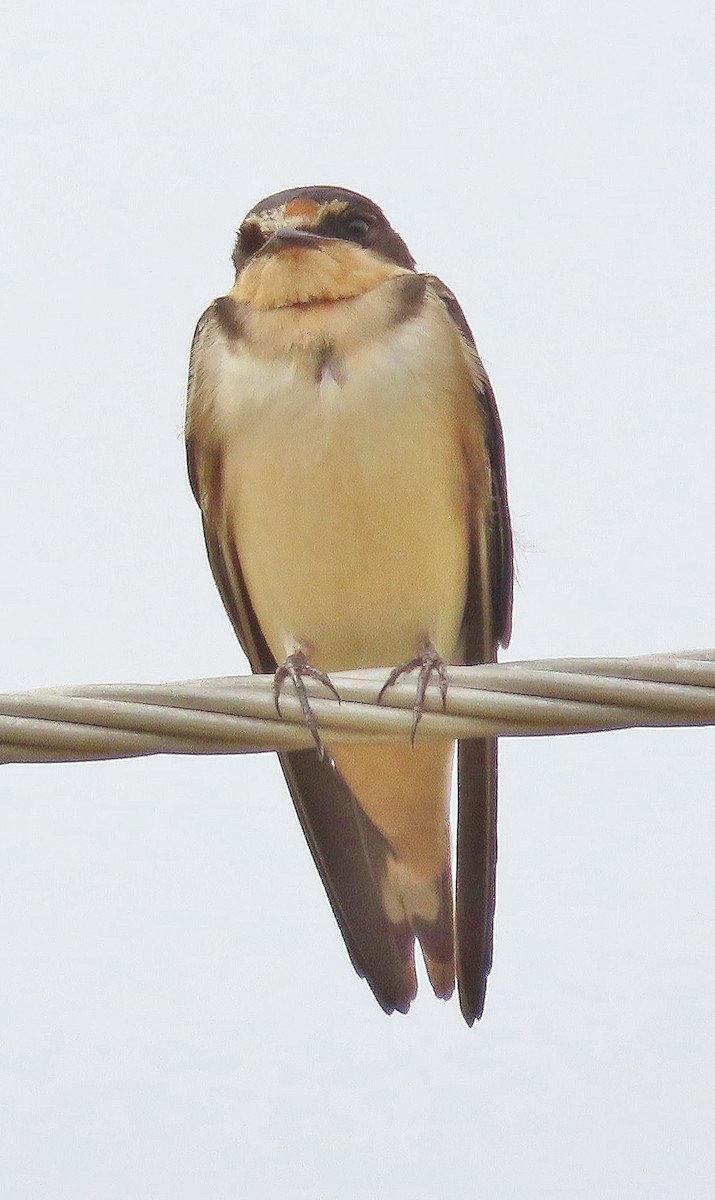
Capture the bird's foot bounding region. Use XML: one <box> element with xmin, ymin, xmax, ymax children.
<box><xmin>378</xmin><ymin>643</ymin><xmax>449</xmax><ymax>746</ymax></box>
<box><xmin>273</xmin><ymin>649</ymin><xmax>340</xmax><ymax>760</ymax></box>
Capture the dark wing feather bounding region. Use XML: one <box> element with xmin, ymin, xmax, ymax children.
<box><xmin>428</xmin><ymin>277</ymin><xmax>514</xmax><ymax>1024</ymax></box>
<box><xmin>186</xmin><ymin>307</ymin><xmax>416</xmax><ymax>1014</ymax></box>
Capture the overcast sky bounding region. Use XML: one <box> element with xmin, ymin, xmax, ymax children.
<box><xmin>2</xmin><ymin>1</ymin><xmax>714</xmax><ymax>1196</ymax></box>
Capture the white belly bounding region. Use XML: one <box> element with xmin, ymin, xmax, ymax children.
<box><xmin>212</xmin><ymin>310</ymin><xmax>470</xmax><ymax>672</ymax></box>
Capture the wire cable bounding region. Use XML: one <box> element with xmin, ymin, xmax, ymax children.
<box><xmin>2</xmin><ymin>649</ymin><xmax>714</xmax><ymax>765</ymax></box>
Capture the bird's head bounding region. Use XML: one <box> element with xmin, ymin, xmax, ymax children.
<box><xmin>230</xmin><ymin>186</ymin><xmax>416</xmax><ymax>310</ymax></box>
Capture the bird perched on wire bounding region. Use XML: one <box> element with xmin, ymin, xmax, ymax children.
<box><xmin>185</xmin><ymin>186</ymin><xmax>513</xmax><ymax>1023</ymax></box>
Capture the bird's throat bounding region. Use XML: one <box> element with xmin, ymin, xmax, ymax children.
<box><xmin>232</xmin><ymin>243</ymin><xmax>403</xmax><ymax>310</ymax></box>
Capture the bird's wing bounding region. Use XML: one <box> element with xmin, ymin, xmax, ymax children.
<box><xmin>427</xmin><ymin>277</ymin><xmax>514</xmax><ymax>1024</ymax></box>
<box><xmin>185</xmin><ymin>303</ymin><xmax>417</xmax><ymax>1014</ymax></box>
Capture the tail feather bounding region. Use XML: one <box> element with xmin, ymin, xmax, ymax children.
<box><xmin>382</xmin><ymin>856</ymin><xmax>455</xmax><ymax>1001</ymax></box>
<box><xmin>331</xmin><ymin>741</ymin><xmax>455</xmax><ymax>1008</ymax></box>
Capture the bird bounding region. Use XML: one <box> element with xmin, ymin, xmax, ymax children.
<box><xmin>185</xmin><ymin>186</ymin><xmax>513</xmax><ymax>1024</ymax></box>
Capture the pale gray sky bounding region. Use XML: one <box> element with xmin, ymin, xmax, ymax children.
<box><xmin>2</xmin><ymin>1</ymin><xmax>714</xmax><ymax>1196</ymax></box>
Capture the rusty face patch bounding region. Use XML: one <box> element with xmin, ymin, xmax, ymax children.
<box><xmin>283</xmin><ymin>197</ymin><xmax>322</xmax><ymax>222</ymax></box>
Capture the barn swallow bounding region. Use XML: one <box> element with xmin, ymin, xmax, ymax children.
<box><xmin>185</xmin><ymin>186</ymin><xmax>513</xmax><ymax>1023</ymax></box>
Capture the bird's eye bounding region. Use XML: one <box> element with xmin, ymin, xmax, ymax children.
<box><xmin>239</xmin><ymin>223</ymin><xmax>267</xmax><ymax>255</ymax></box>
<box><xmin>345</xmin><ymin>217</ymin><xmax>370</xmax><ymax>240</ymax></box>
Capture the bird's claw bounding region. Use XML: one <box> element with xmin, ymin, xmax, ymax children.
<box><xmin>378</xmin><ymin>644</ymin><xmax>449</xmax><ymax>746</ymax></box>
<box><xmin>273</xmin><ymin>649</ymin><xmax>340</xmax><ymax>760</ymax></box>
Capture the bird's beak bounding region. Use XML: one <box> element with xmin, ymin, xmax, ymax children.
<box><xmin>259</xmin><ymin>227</ymin><xmax>328</xmax><ymax>255</ymax></box>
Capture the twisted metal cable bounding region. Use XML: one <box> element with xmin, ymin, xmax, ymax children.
<box><xmin>2</xmin><ymin>649</ymin><xmax>714</xmax><ymax>765</ymax></box>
